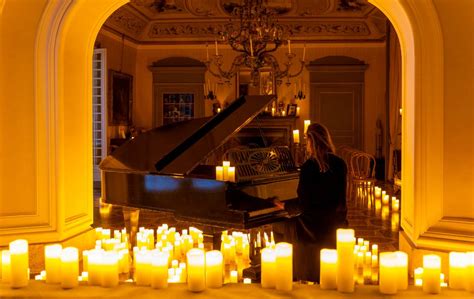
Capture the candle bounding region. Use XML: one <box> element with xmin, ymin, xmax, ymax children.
<box><xmin>392</xmin><ymin>199</ymin><xmax>400</xmax><ymax>211</ymax></box>
<box><xmin>87</xmin><ymin>249</ymin><xmax>103</xmax><ymax>285</ymax></box>
<box><xmin>135</xmin><ymin>250</ymin><xmax>152</xmax><ymax>286</ymax></box>
<box><xmin>271</xmin><ymin>107</ymin><xmax>275</xmax><ymax>117</ymax></box>
<box><xmin>60</xmin><ymin>247</ymin><xmax>79</xmax><ymax>289</ymax></box>
<box><xmin>302</xmin><ymin>44</ymin><xmax>306</xmax><ymax>61</ymax></box>
<box><xmin>382</xmin><ymin>194</ymin><xmax>390</xmax><ymax>205</ymax></box>
<box><xmin>394</xmin><ymin>251</ymin><xmax>408</xmax><ymax>290</ymax></box>
<box><xmin>243</xmin><ymin>278</ymin><xmax>252</xmax><ymax>284</ymax></box>
<box><xmin>1</xmin><ymin>250</ymin><xmax>11</xmax><ymax>283</ymax></box>
<box><xmin>261</xmin><ymin>248</ymin><xmax>276</xmax><ymax>288</ymax></box>
<box><xmin>466</xmin><ymin>252</ymin><xmax>474</xmax><ymax>292</ymax></box>
<box><xmin>374</xmin><ymin>187</ymin><xmax>381</xmax><ymax>198</ymax></box>
<box><xmin>228</xmin><ymin>166</ymin><xmax>236</xmax><ymax>182</ymax></box>
<box><xmin>296</xmin><ymin>107</ymin><xmax>300</xmax><ymax>116</ymax></box>
<box><xmin>379</xmin><ymin>252</ymin><xmax>398</xmax><ymax>294</ymax></box>
<box><xmin>275</xmin><ymin>242</ymin><xmax>292</xmax><ymax>291</ymax></box>
<box><xmin>215</xmin><ymin>40</ymin><xmax>218</xmax><ymax>55</ymax></box>
<box><xmin>45</xmin><ymin>244</ymin><xmax>62</xmax><ymax>284</ymax></box>
<box><xmin>223</xmin><ymin>161</ymin><xmax>230</xmax><ymax>181</ymax></box>
<box><xmin>230</xmin><ymin>270</ymin><xmax>238</xmax><ymax>283</ymax></box>
<box><xmin>187</xmin><ymin>248</ymin><xmax>205</xmax><ymax>292</ymax></box>
<box><xmin>281</xmin><ymin>110</ymin><xmax>286</xmax><ymax>117</ymax></box>
<box><xmin>216</xmin><ymin>166</ymin><xmax>223</xmax><ymax>181</ymax></box>
<box><xmin>151</xmin><ymin>251</ymin><xmax>169</xmax><ymax>289</ymax></box>
<box><xmin>9</xmin><ymin>239</ymin><xmax>29</xmax><ymax>288</ymax></box>
<box><xmin>217</xmin><ymin>107</ymin><xmax>221</xmax><ymax>113</ymax></box>
<box><xmin>423</xmin><ymin>254</ymin><xmax>441</xmax><ymax>294</ymax></box>
<box><xmin>101</xmin><ymin>251</ymin><xmax>119</xmax><ymax>287</ymax></box>
<box><xmin>320</xmin><ymin>249</ymin><xmax>337</xmax><ymax>290</ymax></box>
<box><xmin>304</xmin><ymin>120</ymin><xmax>310</xmax><ymax>133</ymax></box>
<box><xmin>206</xmin><ymin>250</ymin><xmax>223</xmax><ymax>288</ymax></box>
<box><xmin>287</xmin><ymin>40</ymin><xmax>291</xmax><ymax>54</ymax></box>
<box><xmin>336</xmin><ymin>229</ymin><xmax>355</xmax><ymax>293</ymax></box>
<box><xmin>293</xmin><ymin>129</ymin><xmax>300</xmax><ymax>144</ymax></box>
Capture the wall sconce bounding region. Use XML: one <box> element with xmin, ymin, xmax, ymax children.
<box><xmin>295</xmin><ymin>89</ymin><xmax>306</xmax><ymax>100</ymax></box>
<box><xmin>294</xmin><ymin>79</ymin><xmax>306</xmax><ymax>100</ymax></box>
<box><xmin>204</xmin><ymin>81</ymin><xmax>217</xmax><ymax>100</ymax></box>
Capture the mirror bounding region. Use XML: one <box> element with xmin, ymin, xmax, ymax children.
<box><xmin>236</xmin><ymin>68</ymin><xmax>276</xmax><ymax>97</ymax></box>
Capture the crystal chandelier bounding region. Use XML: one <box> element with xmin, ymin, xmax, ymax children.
<box><xmin>205</xmin><ymin>0</ymin><xmax>305</xmax><ymax>87</ymax></box>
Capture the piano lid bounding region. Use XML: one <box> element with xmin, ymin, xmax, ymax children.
<box><xmin>100</xmin><ymin>95</ymin><xmax>276</xmax><ymax>175</ymax></box>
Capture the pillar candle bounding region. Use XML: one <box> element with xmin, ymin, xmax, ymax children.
<box><xmin>466</xmin><ymin>252</ymin><xmax>474</xmax><ymax>292</ymax></box>
<box><xmin>9</xmin><ymin>239</ymin><xmax>29</xmax><ymax>288</ymax></box>
<box><xmin>320</xmin><ymin>249</ymin><xmax>337</xmax><ymax>290</ymax></box>
<box><xmin>336</xmin><ymin>229</ymin><xmax>355</xmax><ymax>293</ymax></box>
<box><xmin>394</xmin><ymin>251</ymin><xmax>408</xmax><ymax>290</ymax></box>
<box><xmin>414</xmin><ymin>267</ymin><xmax>423</xmax><ymax>286</ymax></box>
<box><xmin>271</xmin><ymin>107</ymin><xmax>275</xmax><ymax>117</ymax></box>
<box><xmin>275</xmin><ymin>242</ymin><xmax>292</xmax><ymax>291</ymax></box>
<box><xmin>187</xmin><ymin>248</ymin><xmax>205</xmax><ymax>292</ymax></box>
<box><xmin>228</xmin><ymin>167</ymin><xmax>236</xmax><ymax>182</ymax></box>
<box><xmin>379</xmin><ymin>252</ymin><xmax>398</xmax><ymax>294</ymax></box>
<box><xmin>293</xmin><ymin>130</ymin><xmax>300</xmax><ymax>144</ymax></box>
<box><xmin>296</xmin><ymin>107</ymin><xmax>300</xmax><ymax>116</ymax></box>
<box><xmin>222</xmin><ymin>161</ymin><xmax>230</xmax><ymax>181</ymax></box>
<box><xmin>392</xmin><ymin>199</ymin><xmax>400</xmax><ymax>211</ymax></box>
<box><xmin>87</xmin><ymin>249</ymin><xmax>103</xmax><ymax>285</ymax></box>
<box><xmin>206</xmin><ymin>250</ymin><xmax>223</xmax><ymax>288</ymax></box>
<box><xmin>135</xmin><ymin>250</ymin><xmax>152</xmax><ymax>286</ymax></box>
<box><xmin>60</xmin><ymin>247</ymin><xmax>79</xmax><ymax>289</ymax></box>
<box><xmin>1</xmin><ymin>250</ymin><xmax>11</xmax><ymax>283</ymax></box>
<box><xmin>101</xmin><ymin>251</ymin><xmax>119</xmax><ymax>287</ymax></box>
<box><xmin>423</xmin><ymin>255</ymin><xmax>441</xmax><ymax>294</ymax></box>
<box><xmin>45</xmin><ymin>244</ymin><xmax>62</xmax><ymax>284</ymax></box>
<box><xmin>382</xmin><ymin>194</ymin><xmax>390</xmax><ymax>205</ymax></box>
<box><xmin>261</xmin><ymin>248</ymin><xmax>276</xmax><ymax>288</ymax></box>
<box><xmin>230</xmin><ymin>270</ymin><xmax>238</xmax><ymax>283</ymax></box>
<box><xmin>151</xmin><ymin>251</ymin><xmax>169</xmax><ymax>289</ymax></box>
<box><xmin>304</xmin><ymin>120</ymin><xmax>310</xmax><ymax>133</ymax></box>
<box><xmin>215</xmin><ymin>166</ymin><xmax>223</xmax><ymax>181</ymax></box>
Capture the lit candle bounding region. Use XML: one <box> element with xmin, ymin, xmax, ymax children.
<box><xmin>87</xmin><ymin>249</ymin><xmax>103</xmax><ymax>286</ymax></box>
<box><xmin>382</xmin><ymin>194</ymin><xmax>390</xmax><ymax>205</ymax></box>
<box><xmin>296</xmin><ymin>107</ymin><xmax>300</xmax><ymax>116</ymax></box>
<box><xmin>423</xmin><ymin>255</ymin><xmax>441</xmax><ymax>294</ymax></box>
<box><xmin>293</xmin><ymin>129</ymin><xmax>300</xmax><ymax>144</ymax></box>
<box><xmin>187</xmin><ymin>248</ymin><xmax>205</xmax><ymax>292</ymax></box>
<box><xmin>215</xmin><ymin>40</ymin><xmax>218</xmax><ymax>55</ymax></box>
<box><xmin>261</xmin><ymin>248</ymin><xmax>276</xmax><ymax>288</ymax></box>
<box><xmin>45</xmin><ymin>244</ymin><xmax>62</xmax><ymax>284</ymax></box>
<box><xmin>223</xmin><ymin>161</ymin><xmax>230</xmax><ymax>181</ymax></box>
<box><xmin>465</xmin><ymin>252</ymin><xmax>474</xmax><ymax>292</ymax></box>
<box><xmin>302</xmin><ymin>44</ymin><xmax>306</xmax><ymax>61</ymax></box>
<box><xmin>151</xmin><ymin>251</ymin><xmax>169</xmax><ymax>289</ymax></box>
<box><xmin>394</xmin><ymin>251</ymin><xmax>408</xmax><ymax>290</ymax></box>
<box><xmin>320</xmin><ymin>249</ymin><xmax>337</xmax><ymax>290</ymax></box>
<box><xmin>243</xmin><ymin>278</ymin><xmax>252</xmax><ymax>284</ymax></box>
<box><xmin>215</xmin><ymin>166</ymin><xmax>223</xmax><ymax>181</ymax></box>
<box><xmin>217</xmin><ymin>107</ymin><xmax>221</xmax><ymax>113</ymax></box>
<box><xmin>374</xmin><ymin>187</ymin><xmax>382</xmax><ymax>198</ymax></box>
<box><xmin>135</xmin><ymin>250</ymin><xmax>152</xmax><ymax>286</ymax></box>
<box><xmin>1</xmin><ymin>250</ymin><xmax>11</xmax><ymax>283</ymax></box>
<box><xmin>379</xmin><ymin>252</ymin><xmax>398</xmax><ymax>294</ymax></box>
<box><xmin>228</xmin><ymin>166</ymin><xmax>236</xmax><ymax>182</ymax></box>
<box><xmin>9</xmin><ymin>239</ymin><xmax>29</xmax><ymax>288</ymax></box>
<box><xmin>101</xmin><ymin>251</ymin><xmax>119</xmax><ymax>287</ymax></box>
<box><xmin>304</xmin><ymin>120</ymin><xmax>310</xmax><ymax>133</ymax></box>
<box><xmin>230</xmin><ymin>270</ymin><xmax>238</xmax><ymax>283</ymax></box>
<box><xmin>206</xmin><ymin>250</ymin><xmax>223</xmax><ymax>288</ymax></box>
<box><xmin>271</xmin><ymin>107</ymin><xmax>275</xmax><ymax>117</ymax></box>
<box><xmin>392</xmin><ymin>199</ymin><xmax>400</xmax><ymax>211</ymax></box>
<box><xmin>448</xmin><ymin>252</ymin><xmax>466</xmax><ymax>289</ymax></box>
<box><xmin>275</xmin><ymin>242</ymin><xmax>292</xmax><ymax>291</ymax></box>
<box><xmin>414</xmin><ymin>267</ymin><xmax>423</xmax><ymax>286</ymax></box>
<box><xmin>287</xmin><ymin>40</ymin><xmax>291</xmax><ymax>54</ymax></box>
<box><xmin>336</xmin><ymin>229</ymin><xmax>355</xmax><ymax>293</ymax></box>
<box><xmin>60</xmin><ymin>247</ymin><xmax>79</xmax><ymax>289</ymax></box>
<box><xmin>281</xmin><ymin>110</ymin><xmax>286</xmax><ymax>117</ymax></box>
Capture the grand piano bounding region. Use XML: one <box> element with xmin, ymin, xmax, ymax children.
<box><xmin>100</xmin><ymin>95</ymin><xmax>299</xmax><ymax>230</ymax></box>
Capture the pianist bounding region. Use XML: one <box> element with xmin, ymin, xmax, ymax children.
<box><xmin>273</xmin><ymin>123</ymin><xmax>348</xmax><ymax>283</ymax></box>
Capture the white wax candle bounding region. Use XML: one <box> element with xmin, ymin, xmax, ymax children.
<box><xmin>423</xmin><ymin>255</ymin><xmax>441</xmax><ymax>294</ymax></box>
<box><xmin>87</xmin><ymin>249</ymin><xmax>103</xmax><ymax>285</ymax></box>
<box><xmin>296</xmin><ymin>107</ymin><xmax>300</xmax><ymax>116</ymax></box>
<box><xmin>9</xmin><ymin>239</ymin><xmax>29</xmax><ymax>288</ymax></box>
<box><xmin>101</xmin><ymin>251</ymin><xmax>119</xmax><ymax>287</ymax></box>
<box><xmin>135</xmin><ymin>250</ymin><xmax>152</xmax><ymax>286</ymax></box>
<box><xmin>374</xmin><ymin>187</ymin><xmax>381</xmax><ymax>198</ymax></box>
<box><xmin>215</xmin><ymin>166</ymin><xmax>223</xmax><ymax>181</ymax></box>
<box><xmin>465</xmin><ymin>252</ymin><xmax>474</xmax><ymax>292</ymax></box>
<box><xmin>394</xmin><ymin>251</ymin><xmax>408</xmax><ymax>290</ymax></box>
<box><xmin>281</xmin><ymin>110</ymin><xmax>286</xmax><ymax>117</ymax></box>
<box><xmin>293</xmin><ymin>130</ymin><xmax>300</xmax><ymax>144</ymax></box>
<box><xmin>382</xmin><ymin>194</ymin><xmax>390</xmax><ymax>205</ymax></box>
<box><xmin>1</xmin><ymin>250</ymin><xmax>11</xmax><ymax>283</ymax></box>
<box><xmin>60</xmin><ymin>247</ymin><xmax>79</xmax><ymax>289</ymax></box>
<box><xmin>261</xmin><ymin>248</ymin><xmax>276</xmax><ymax>288</ymax></box>
<box><xmin>187</xmin><ymin>248</ymin><xmax>205</xmax><ymax>292</ymax></box>
<box><xmin>414</xmin><ymin>267</ymin><xmax>423</xmax><ymax>286</ymax></box>
<box><xmin>379</xmin><ymin>252</ymin><xmax>398</xmax><ymax>294</ymax></box>
<box><xmin>271</xmin><ymin>107</ymin><xmax>275</xmax><ymax>117</ymax></box>
<box><xmin>320</xmin><ymin>249</ymin><xmax>337</xmax><ymax>290</ymax></box>
<box><xmin>230</xmin><ymin>270</ymin><xmax>238</xmax><ymax>283</ymax></box>
<box><xmin>392</xmin><ymin>199</ymin><xmax>400</xmax><ymax>211</ymax></box>
<box><xmin>45</xmin><ymin>244</ymin><xmax>62</xmax><ymax>284</ymax></box>
<box><xmin>228</xmin><ymin>166</ymin><xmax>236</xmax><ymax>182</ymax></box>
<box><xmin>275</xmin><ymin>242</ymin><xmax>292</xmax><ymax>291</ymax></box>
<box><xmin>304</xmin><ymin>120</ymin><xmax>310</xmax><ymax>133</ymax></box>
<box><xmin>243</xmin><ymin>278</ymin><xmax>252</xmax><ymax>284</ymax></box>
<box><xmin>336</xmin><ymin>229</ymin><xmax>355</xmax><ymax>293</ymax></box>
<box><xmin>151</xmin><ymin>251</ymin><xmax>169</xmax><ymax>289</ymax></box>
<box><xmin>206</xmin><ymin>250</ymin><xmax>223</xmax><ymax>288</ymax></box>
<box><xmin>222</xmin><ymin>161</ymin><xmax>230</xmax><ymax>181</ymax></box>
<box><xmin>217</xmin><ymin>107</ymin><xmax>221</xmax><ymax>113</ymax></box>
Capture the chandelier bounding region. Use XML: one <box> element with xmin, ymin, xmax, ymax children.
<box><xmin>205</xmin><ymin>0</ymin><xmax>305</xmax><ymax>87</ymax></box>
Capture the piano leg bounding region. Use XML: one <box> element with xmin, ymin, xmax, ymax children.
<box><xmin>122</xmin><ymin>207</ymin><xmax>140</xmax><ymax>246</ymax></box>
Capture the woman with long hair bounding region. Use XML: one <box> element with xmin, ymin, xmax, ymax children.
<box><xmin>274</xmin><ymin>123</ymin><xmax>348</xmax><ymax>283</ymax></box>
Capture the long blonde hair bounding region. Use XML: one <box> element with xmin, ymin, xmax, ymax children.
<box><xmin>306</xmin><ymin>123</ymin><xmax>336</xmax><ymax>173</ymax></box>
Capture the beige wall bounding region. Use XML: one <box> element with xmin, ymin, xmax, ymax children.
<box><xmin>433</xmin><ymin>0</ymin><xmax>474</xmax><ymax>219</ymax></box>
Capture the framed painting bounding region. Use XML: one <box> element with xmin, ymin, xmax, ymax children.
<box><xmin>109</xmin><ymin>70</ymin><xmax>133</xmax><ymax>125</ymax></box>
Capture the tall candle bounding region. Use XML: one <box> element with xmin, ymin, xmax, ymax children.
<box><xmin>45</xmin><ymin>244</ymin><xmax>62</xmax><ymax>284</ymax></box>
<box><xmin>448</xmin><ymin>252</ymin><xmax>466</xmax><ymax>289</ymax></box>
<box><xmin>206</xmin><ymin>250</ymin><xmax>223</xmax><ymax>288</ymax></box>
<box><xmin>101</xmin><ymin>251</ymin><xmax>119</xmax><ymax>287</ymax></box>
<box><xmin>423</xmin><ymin>255</ymin><xmax>441</xmax><ymax>294</ymax></box>
<box><xmin>320</xmin><ymin>249</ymin><xmax>337</xmax><ymax>290</ymax></box>
<box><xmin>275</xmin><ymin>242</ymin><xmax>292</xmax><ymax>291</ymax></box>
<box><xmin>466</xmin><ymin>252</ymin><xmax>474</xmax><ymax>292</ymax></box>
<box><xmin>9</xmin><ymin>239</ymin><xmax>29</xmax><ymax>288</ymax></box>
<box><xmin>223</xmin><ymin>161</ymin><xmax>230</xmax><ymax>181</ymax></box>
<box><xmin>228</xmin><ymin>166</ymin><xmax>236</xmax><ymax>182</ymax></box>
<box><xmin>151</xmin><ymin>251</ymin><xmax>169</xmax><ymax>289</ymax></box>
<box><xmin>271</xmin><ymin>107</ymin><xmax>275</xmax><ymax>117</ymax></box>
<box><xmin>1</xmin><ymin>250</ymin><xmax>11</xmax><ymax>283</ymax></box>
<box><xmin>394</xmin><ymin>251</ymin><xmax>408</xmax><ymax>290</ymax></box>
<box><xmin>304</xmin><ymin>120</ymin><xmax>310</xmax><ymax>133</ymax></box>
<box><xmin>230</xmin><ymin>270</ymin><xmax>238</xmax><ymax>283</ymax></box>
<box><xmin>392</xmin><ymin>199</ymin><xmax>400</xmax><ymax>211</ymax></box>
<box><xmin>135</xmin><ymin>250</ymin><xmax>152</xmax><ymax>286</ymax></box>
<box><xmin>293</xmin><ymin>130</ymin><xmax>300</xmax><ymax>144</ymax></box>
<box><xmin>87</xmin><ymin>249</ymin><xmax>103</xmax><ymax>285</ymax></box>
<box><xmin>382</xmin><ymin>194</ymin><xmax>390</xmax><ymax>205</ymax></box>
<box><xmin>374</xmin><ymin>187</ymin><xmax>382</xmax><ymax>198</ymax></box>
<box><xmin>60</xmin><ymin>247</ymin><xmax>79</xmax><ymax>289</ymax></box>
<box><xmin>187</xmin><ymin>248</ymin><xmax>205</xmax><ymax>292</ymax></box>
<box><xmin>336</xmin><ymin>229</ymin><xmax>355</xmax><ymax>293</ymax></box>
<box><xmin>379</xmin><ymin>252</ymin><xmax>397</xmax><ymax>294</ymax></box>
<box><xmin>296</xmin><ymin>107</ymin><xmax>300</xmax><ymax>116</ymax></box>
<box><xmin>215</xmin><ymin>166</ymin><xmax>223</xmax><ymax>181</ymax></box>
<box><xmin>261</xmin><ymin>248</ymin><xmax>276</xmax><ymax>288</ymax></box>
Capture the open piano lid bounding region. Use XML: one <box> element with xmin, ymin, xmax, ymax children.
<box><xmin>100</xmin><ymin>95</ymin><xmax>276</xmax><ymax>175</ymax></box>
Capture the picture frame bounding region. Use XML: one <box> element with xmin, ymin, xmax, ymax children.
<box><xmin>287</xmin><ymin>103</ymin><xmax>298</xmax><ymax>116</ymax></box>
<box><xmin>109</xmin><ymin>70</ymin><xmax>133</xmax><ymax>125</ymax></box>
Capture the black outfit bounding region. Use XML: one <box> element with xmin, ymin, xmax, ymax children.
<box><xmin>275</xmin><ymin>153</ymin><xmax>348</xmax><ymax>282</ymax></box>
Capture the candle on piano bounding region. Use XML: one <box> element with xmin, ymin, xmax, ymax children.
<box><xmin>187</xmin><ymin>248</ymin><xmax>206</xmax><ymax>292</ymax></box>
<box><xmin>1</xmin><ymin>250</ymin><xmax>11</xmax><ymax>283</ymax></box>
<box><xmin>293</xmin><ymin>129</ymin><xmax>300</xmax><ymax>144</ymax></box>
<box><xmin>45</xmin><ymin>244</ymin><xmax>62</xmax><ymax>284</ymax></box>
<box><xmin>222</xmin><ymin>161</ymin><xmax>230</xmax><ymax>181</ymax></box>
<box><xmin>336</xmin><ymin>229</ymin><xmax>355</xmax><ymax>293</ymax></box>
<box><xmin>60</xmin><ymin>247</ymin><xmax>79</xmax><ymax>289</ymax></box>
<box><xmin>320</xmin><ymin>249</ymin><xmax>337</xmax><ymax>290</ymax></box>
<box><xmin>296</xmin><ymin>107</ymin><xmax>300</xmax><ymax>116</ymax></box>
<box><xmin>215</xmin><ymin>166</ymin><xmax>223</xmax><ymax>181</ymax></box>
<box><xmin>228</xmin><ymin>166</ymin><xmax>236</xmax><ymax>182</ymax></box>
<box><xmin>304</xmin><ymin>120</ymin><xmax>310</xmax><ymax>133</ymax></box>
<box><xmin>275</xmin><ymin>242</ymin><xmax>292</xmax><ymax>291</ymax></box>
<box><xmin>423</xmin><ymin>254</ymin><xmax>441</xmax><ymax>294</ymax></box>
<box><xmin>261</xmin><ymin>248</ymin><xmax>276</xmax><ymax>288</ymax></box>
<box><xmin>9</xmin><ymin>239</ymin><xmax>29</xmax><ymax>288</ymax></box>
<box><xmin>205</xmin><ymin>251</ymin><xmax>223</xmax><ymax>288</ymax></box>
<box><xmin>271</xmin><ymin>107</ymin><xmax>275</xmax><ymax>117</ymax></box>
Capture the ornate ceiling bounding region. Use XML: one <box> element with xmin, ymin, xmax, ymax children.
<box><xmin>103</xmin><ymin>0</ymin><xmax>387</xmax><ymax>43</ymax></box>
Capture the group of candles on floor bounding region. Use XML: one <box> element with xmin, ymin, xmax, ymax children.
<box><xmin>1</xmin><ymin>223</ymin><xmax>474</xmax><ymax>294</ymax></box>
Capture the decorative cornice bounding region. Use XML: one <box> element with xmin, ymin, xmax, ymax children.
<box><xmin>108</xmin><ymin>7</ymin><xmax>147</xmax><ymax>36</ymax></box>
